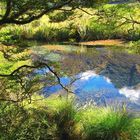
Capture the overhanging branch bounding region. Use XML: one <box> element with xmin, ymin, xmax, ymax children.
<box><xmin>0</xmin><ymin>62</ymin><xmax>73</xmax><ymax>93</ymax></box>
<box><xmin>2</xmin><ymin>0</ymin><xmax>12</xmax><ymax>20</ymax></box>
<box><xmin>0</xmin><ymin>0</ymin><xmax>73</xmax><ymax>25</ymax></box>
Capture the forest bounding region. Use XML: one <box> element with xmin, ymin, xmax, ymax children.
<box><xmin>0</xmin><ymin>0</ymin><xmax>140</xmax><ymax>140</ymax></box>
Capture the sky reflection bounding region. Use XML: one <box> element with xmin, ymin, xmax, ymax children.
<box><xmin>41</xmin><ymin>70</ymin><xmax>140</xmax><ymax>110</ymax></box>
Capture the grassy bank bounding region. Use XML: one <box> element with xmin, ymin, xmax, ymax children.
<box><xmin>0</xmin><ymin>96</ymin><xmax>140</xmax><ymax>140</ymax></box>
<box><xmin>1</xmin><ymin>3</ymin><xmax>140</xmax><ymax>45</ymax></box>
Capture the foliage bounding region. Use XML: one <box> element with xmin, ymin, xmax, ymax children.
<box><xmin>0</xmin><ymin>0</ymin><xmax>109</xmax><ymax>25</ymax></box>
<box><xmin>1</xmin><ymin>3</ymin><xmax>140</xmax><ymax>44</ymax></box>
<box><xmin>0</xmin><ymin>1</ymin><xmax>140</xmax><ymax>140</ymax></box>
<box><xmin>77</xmin><ymin>107</ymin><xmax>133</xmax><ymax>140</ymax></box>
<box><xmin>0</xmin><ymin>96</ymin><xmax>140</xmax><ymax>140</ymax></box>
<box><xmin>126</xmin><ymin>41</ymin><xmax>140</xmax><ymax>54</ymax></box>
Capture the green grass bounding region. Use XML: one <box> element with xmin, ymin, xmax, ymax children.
<box><xmin>77</xmin><ymin>107</ymin><xmax>133</xmax><ymax>140</ymax></box>
<box><xmin>0</xmin><ymin>3</ymin><xmax>140</xmax><ymax>140</ymax></box>
<box><xmin>1</xmin><ymin>3</ymin><xmax>140</xmax><ymax>45</ymax></box>
<box><xmin>0</xmin><ymin>96</ymin><xmax>140</xmax><ymax>140</ymax></box>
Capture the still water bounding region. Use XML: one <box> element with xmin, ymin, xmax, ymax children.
<box><xmin>32</xmin><ymin>44</ymin><xmax>140</xmax><ymax>111</ymax></box>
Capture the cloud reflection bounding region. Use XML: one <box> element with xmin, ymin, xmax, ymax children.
<box><xmin>119</xmin><ymin>87</ymin><xmax>140</xmax><ymax>102</ymax></box>
<box><xmin>79</xmin><ymin>71</ymin><xmax>98</xmax><ymax>80</ymax></box>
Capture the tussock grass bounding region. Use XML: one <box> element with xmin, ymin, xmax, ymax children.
<box><xmin>1</xmin><ymin>96</ymin><xmax>139</xmax><ymax>140</ymax></box>
<box><xmin>77</xmin><ymin>107</ymin><xmax>133</xmax><ymax>140</ymax></box>
<box><xmin>1</xmin><ymin>4</ymin><xmax>140</xmax><ymax>45</ymax></box>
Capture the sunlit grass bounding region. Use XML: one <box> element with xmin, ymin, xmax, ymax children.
<box><xmin>77</xmin><ymin>107</ymin><xmax>132</xmax><ymax>140</ymax></box>
<box><xmin>20</xmin><ymin>96</ymin><xmax>140</xmax><ymax>140</ymax></box>
<box><xmin>1</xmin><ymin>4</ymin><xmax>140</xmax><ymax>45</ymax></box>
<box><xmin>0</xmin><ymin>94</ymin><xmax>140</xmax><ymax>140</ymax></box>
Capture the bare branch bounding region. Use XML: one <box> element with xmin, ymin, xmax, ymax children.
<box><xmin>77</xmin><ymin>7</ymin><xmax>94</xmax><ymax>16</ymax></box>
<box><xmin>0</xmin><ymin>65</ymin><xmax>38</xmax><ymax>77</ymax></box>
<box><xmin>0</xmin><ymin>62</ymin><xmax>73</xmax><ymax>94</ymax></box>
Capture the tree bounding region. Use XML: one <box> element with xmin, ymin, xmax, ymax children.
<box><xmin>0</xmin><ymin>0</ymin><xmax>109</xmax><ymax>25</ymax></box>
<box><xmin>0</xmin><ymin>0</ymin><xmax>110</xmax><ymax>102</ymax></box>
<box><xmin>0</xmin><ymin>0</ymin><xmax>74</xmax><ymax>25</ymax></box>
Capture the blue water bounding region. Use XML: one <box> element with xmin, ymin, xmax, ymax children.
<box><xmin>32</xmin><ymin>44</ymin><xmax>140</xmax><ymax>111</ymax></box>
<box><xmin>34</xmin><ymin>68</ymin><xmax>140</xmax><ymax>110</ymax></box>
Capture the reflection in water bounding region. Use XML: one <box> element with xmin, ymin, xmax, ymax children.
<box><xmin>38</xmin><ymin>69</ymin><xmax>140</xmax><ymax>111</ymax></box>
<box><xmin>32</xmin><ymin>44</ymin><xmax>140</xmax><ymax>111</ymax></box>
<box><xmin>119</xmin><ymin>87</ymin><xmax>140</xmax><ymax>102</ymax></box>
<box><xmin>73</xmin><ymin>71</ymin><xmax>122</xmax><ymax>103</ymax></box>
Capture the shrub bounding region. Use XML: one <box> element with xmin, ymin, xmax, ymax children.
<box><xmin>77</xmin><ymin>107</ymin><xmax>138</xmax><ymax>140</ymax></box>
<box><xmin>0</xmin><ymin>97</ymin><xmax>140</xmax><ymax>140</ymax></box>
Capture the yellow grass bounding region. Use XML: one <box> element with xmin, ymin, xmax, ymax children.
<box><xmin>80</xmin><ymin>39</ymin><xmax>125</xmax><ymax>46</ymax></box>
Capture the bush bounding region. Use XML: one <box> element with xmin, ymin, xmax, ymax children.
<box><xmin>0</xmin><ymin>97</ymin><xmax>140</xmax><ymax>140</ymax></box>
<box><xmin>76</xmin><ymin>107</ymin><xmax>139</xmax><ymax>140</ymax></box>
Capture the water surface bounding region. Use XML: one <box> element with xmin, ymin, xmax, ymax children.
<box><xmin>32</xmin><ymin>44</ymin><xmax>140</xmax><ymax>111</ymax></box>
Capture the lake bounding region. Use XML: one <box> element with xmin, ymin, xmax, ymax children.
<box><xmin>32</xmin><ymin>43</ymin><xmax>140</xmax><ymax>111</ymax></box>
